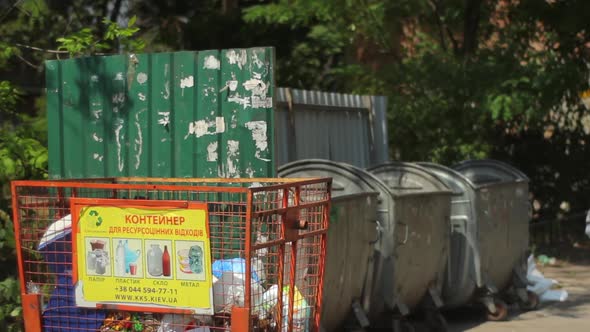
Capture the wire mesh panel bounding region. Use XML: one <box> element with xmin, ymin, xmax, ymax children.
<box><xmin>12</xmin><ymin>178</ymin><xmax>330</xmax><ymax>332</ymax></box>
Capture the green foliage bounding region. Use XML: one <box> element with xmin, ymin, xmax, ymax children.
<box><xmin>57</xmin><ymin>15</ymin><xmax>145</xmax><ymax>56</ymax></box>
<box><xmin>0</xmin><ymin>206</ymin><xmax>21</xmax><ymax>332</ymax></box>
<box><xmin>0</xmin><ymin>82</ymin><xmax>22</xmax><ymax>117</ymax></box>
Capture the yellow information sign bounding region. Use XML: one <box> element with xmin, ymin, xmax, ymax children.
<box><xmin>72</xmin><ymin>199</ymin><xmax>213</xmax><ymax>314</ymax></box>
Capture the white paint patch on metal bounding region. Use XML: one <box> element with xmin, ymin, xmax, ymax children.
<box><xmin>93</xmin><ymin>153</ymin><xmax>104</xmax><ymax>162</ymax></box>
<box><xmin>207</xmin><ymin>142</ymin><xmax>218</xmax><ymax>162</ymax></box>
<box><xmin>226</xmin><ymin>140</ymin><xmax>240</xmax><ymax>178</ymax></box>
<box><xmin>245</xmin><ymin>121</ymin><xmax>269</xmax><ymax>161</ymax></box>
<box><xmin>229</xmin><ymin>80</ymin><xmax>238</xmax><ymax>91</ymax></box>
<box><xmin>138</xmin><ymin>93</ymin><xmax>146</xmax><ymax>101</ymax></box>
<box><xmin>251</xmin><ymin>96</ymin><xmax>272</xmax><ymax>109</ymax></box>
<box><xmin>203</xmin><ymin>55</ymin><xmax>220</xmax><ymax>70</ymax></box>
<box><xmin>243</xmin><ymin>77</ymin><xmax>267</xmax><ymax>97</ymax></box>
<box><xmin>134</xmin><ymin>109</ymin><xmax>146</xmax><ymax>170</ymax></box>
<box><xmin>184</xmin><ymin>117</ymin><xmax>226</xmax><ymax>139</ymax></box>
<box><xmin>215</xmin><ymin>117</ymin><xmax>226</xmax><ymax>134</ymax></box>
<box><xmin>180</xmin><ymin>76</ymin><xmax>194</xmax><ymax>89</ymax></box>
<box><xmin>226</xmin><ymin>49</ymin><xmax>247</xmax><ymax>69</ymax></box>
<box><xmin>91</xmin><ymin>75</ymin><xmax>99</xmax><ymax>82</ymax></box>
<box><xmin>92</xmin><ymin>133</ymin><xmax>103</xmax><ymax>142</ymax></box>
<box><xmin>137</xmin><ymin>72</ymin><xmax>148</xmax><ymax>84</ymax></box>
<box><xmin>228</xmin><ymin>94</ymin><xmax>250</xmax><ymax>108</ymax></box>
<box><xmin>158</xmin><ymin>112</ymin><xmax>170</xmax><ymax>127</ymax></box>
<box><xmin>115</xmin><ymin>72</ymin><xmax>124</xmax><ymax>80</ymax></box>
<box><xmin>114</xmin><ymin>119</ymin><xmax>125</xmax><ymax>172</ymax></box>
<box><xmin>93</xmin><ymin>110</ymin><xmax>102</xmax><ymax>119</ymax></box>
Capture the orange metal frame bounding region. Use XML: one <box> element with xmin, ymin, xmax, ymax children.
<box><xmin>11</xmin><ymin>177</ymin><xmax>331</xmax><ymax>332</ymax></box>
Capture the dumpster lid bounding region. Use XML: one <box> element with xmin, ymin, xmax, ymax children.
<box><xmin>368</xmin><ymin>162</ymin><xmax>452</xmax><ymax>195</ymax></box>
<box><xmin>277</xmin><ymin>159</ymin><xmax>389</xmax><ymax>199</ymax></box>
<box><xmin>452</xmin><ymin>159</ymin><xmax>529</xmax><ymax>186</ymax></box>
<box><xmin>416</xmin><ymin>162</ymin><xmax>475</xmax><ymax>195</ymax></box>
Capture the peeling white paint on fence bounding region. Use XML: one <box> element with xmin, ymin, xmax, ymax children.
<box><xmin>243</xmin><ymin>77</ymin><xmax>267</xmax><ymax>96</ymax></box>
<box><xmin>115</xmin><ymin>72</ymin><xmax>124</xmax><ymax>81</ymax></box>
<box><xmin>215</xmin><ymin>116</ymin><xmax>225</xmax><ymax>134</ymax></box>
<box><xmin>93</xmin><ymin>110</ymin><xmax>102</xmax><ymax>119</ymax></box>
<box><xmin>92</xmin><ymin>133</ymin><xmax>103</xmax><ymax>142</ymax></box>
<box><xmin>231</xmin><ymin>114</ymin><xmax>238</xmax><ymax>129</ymax></box>
<box><xmin>245</xmin><ymin>165</ymin><xmax>255</xmax><ymax>178</ymax></box>
<box><xmin>226</xmin><ymin>49</ymin><xmax>247</xmax><ymax>69</ymax></box>
<box><xmin>226</xmin><ymin>140</ymin><xmax>240</xmax><ymax>178</ymax></box>
<box><xmin>203</xmin><ymin>55</ymin><xmax>221</xmax><ymax>70</ymax></box>
<box><xmin>158</xmin><ymin>112</ymin><xmax>170</xmax><ymax>127</ymax></box>
<box><xmin>114</xmin><ymin>119</ymin><xmax>125</xmax><ymax>172</ymax></box>
<box><xmin>203</xmin><ymin>86</ymin><xmax>216</xmax><ymax>97</ymax></box>
<box><xmin>91</xmin><ymin>75</ymin><xmax>99</xmax><ymax>82</ymax></box>
<box><xmin>245</xmin><ymin>121</ymin><xmax>270</xmax><ymax>161</ymax></box>
<box><xmin>137</xmin><ymin>72</ymin><xmax>148</xmax><ymax>84</ymax></box>
<box><xmin>228</xmin><ymin>94</ymin><xmax>250</xmax><ymax>109</ymax></box>
<box><xmin>134</xmin><ymin>109</ymin><xmax>146</xmax><ymax>170</ymax></box>
<box><xmin>252</xmin><ymin>51</ymin><xmax>264</xmax><ymax>68</ymax></box>
<box><xmin>207</xmin><ymin>142</ymin><xmax>218</xmax><ymax>162</ymax></box>
<box><xmin>251</xmin><ymin>96</ymin><xmax>272</xmax><ymax>109</ymax></box>
<box><xmin>93</xmin><ymin>153</ymin><xmax>104</xmax><ymax>162</ymax></box>
<box><xmin>161</xmin><ymin>81</ymin><xmax>170</xmax><ymax>99</ymax></box>
<box><xmin>229</xmin><ymin>80</ymin><xmax>238</xmax><ymax>91</ymax></box>
<box><xmin>180</xmin><ymin>76</ymin><xmax>194</xmax><ymax>89</ymax></box>
<box><xmin>138</xmin><ymin>93</ymin><xmax>146</xmax><ymax>101</ymax></box>
<box><xmin>184</xmin><ymin>117</ymin><xmax>226</xmax><ymax>139</ymax></box>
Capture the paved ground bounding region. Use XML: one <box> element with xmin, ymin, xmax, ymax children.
<box><xmin>446</xmin><ymin>260</ymin><xmax>590</xmax><ymax>332</ymax></box>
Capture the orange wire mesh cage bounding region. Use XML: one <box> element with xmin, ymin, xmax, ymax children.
<box><xmin>11</xmin><ymin>177</ymin><xmax>331</xmax><ymax>332</ymax></box>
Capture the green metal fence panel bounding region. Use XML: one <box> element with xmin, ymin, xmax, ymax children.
<box><xmin>46</xmin><ymin>47</ymin><xmax>275</xmax><ymax>179</ymax></box>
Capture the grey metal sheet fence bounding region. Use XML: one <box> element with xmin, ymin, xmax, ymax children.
<box><xmin>275</xmin><ymin>88</ymin><xmax>389</xmax><ymax>168</ymax></box>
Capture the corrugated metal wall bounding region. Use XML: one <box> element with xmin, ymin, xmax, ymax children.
<box><xmin>275</xmin><ymin>88</ymin><xmax>389</xmax><ymax>168</ymax></box>
<box><xmin>46</xmin><ymin>48</ymin><xmax>275</xmax><ymax>179</ymax></box>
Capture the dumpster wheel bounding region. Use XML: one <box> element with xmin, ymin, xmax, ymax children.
<box><xmin>486</xmin><ymin>299</ymin><xmax>508</xmax><ymax>321</ymax></box>
<box><xmin>518</xmin><ymin>290</ymin><xmax>539</xmax><ymax>311</ymax></box>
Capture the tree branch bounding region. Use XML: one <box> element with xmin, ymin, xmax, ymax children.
<box><xmin>428</xmin><ymin>0</ymin><xmax>447</xmax><ymax>51</ymax></box>
<box><xmin>429</xmin><ymin>0</ymin><xmax>459</xmax><ymax>54</ymax></box>
<box><xmin>14</xmin><ymin>53</ymin><xmax>39</xmax><ymax>69</ymax></box>
<box><xmin>14</xmin><ymin>43</ymin><xmax>69</xmax><ymax>54</ymax></box>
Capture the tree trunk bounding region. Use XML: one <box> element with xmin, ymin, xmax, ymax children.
<box><xmin>463</xmin><ymin>0</ymin><xmax>482</xmax><ymax>56</ymax></box>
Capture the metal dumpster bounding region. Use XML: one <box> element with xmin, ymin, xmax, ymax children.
<box><xmin>321</xmin><ymin>193</ymin><xmax>379</xmax><ymax>331</ymax></box>
<box><xmin>367</xmin><ymin>163</ymin><xmax>452</xmax><ymax>318</ymax></box>
<box><xmin>281</xmin><ymin>160</ymin><xmax>452</xmax><ymax>330</ymax></box>
<box><xmin>417</xmin><ymin>159</ymin><xmax>533</xmax><ymax>320</ymax></box>
<box><xmin>278</xmin><ymin>160</ymin><xmax>383</xmax><ymax>330</ymax></box>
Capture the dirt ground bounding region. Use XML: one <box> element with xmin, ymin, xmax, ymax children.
<box><xmin>446</xmin><ymin>248</ymin><xmax>590</xmax><ymax>332</ymax></box>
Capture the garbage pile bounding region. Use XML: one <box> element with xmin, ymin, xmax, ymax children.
<box><xmin>527</xmin><ymin>255</ymin><xmax>568</xmax><ymax>303</ymax></box>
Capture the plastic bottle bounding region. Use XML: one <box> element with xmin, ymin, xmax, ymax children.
<box><xmin>162</xmin><ymin>245</ymin><xmax>171</xmax><ymax>277</ymax></box>
<box><xmin>115</xmin><ymin>240</ymin><xmax>126</xmax><ymax>276</ymax></box>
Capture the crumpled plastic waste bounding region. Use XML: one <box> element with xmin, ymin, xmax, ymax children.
<box><xmin>527</xmin><ymin>255</ymin><xmax>568</xmax><ymax>303</ymax></box>
<box><xmin>261</xmin><ymin>285</ymin><xmax>310</xmax><ymax>332</ymax></box>
<box><xmin>212</xmin><ymin>258</ymin><xmax>262</xmax><ymax>283</ymax></box>
<box><xmin>212</xmin><ymin>271</ymin><xmax>265</xmax><ymax>314</ymax></box>
<box><xmin>157</xmin><ymin>314</ymin><xmax>195</xmax><ymax>332</ymax></box>
<box><xmin>536</xmin><ymin>254</ymin><xmax>557</xmax><ymax>266</ymax></box>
